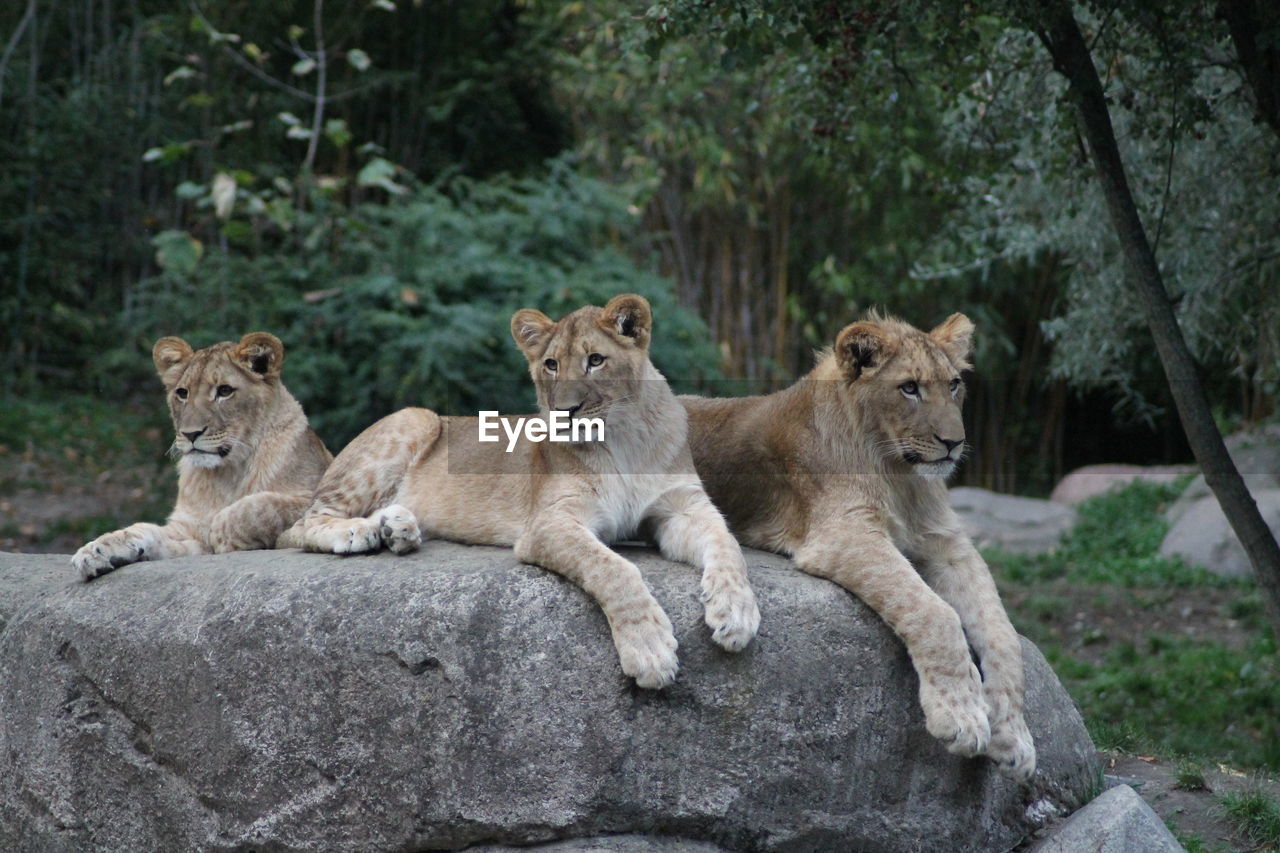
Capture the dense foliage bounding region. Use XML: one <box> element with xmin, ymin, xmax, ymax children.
<box><xmin>2</xmin><ymin>0</ymin><xmax>1277</xmax><ymax>488</ymax></box>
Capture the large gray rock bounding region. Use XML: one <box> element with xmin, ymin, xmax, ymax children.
<box><xmin>0</xmin><ymin>545</ymin><xmax>1097</xmax><ymax>853</ymax></box>
<box><xmin>1166</xmin><ymin>424</ymin><xmax>1280</xmax><ymax>524</ymax></box>
<box><xmin>1049</xmin><ymin>464</ymin><xmax>1195</xmax><ymax>506</ymax></box>
<box><xmin>1030</xmin><ymin>784</ymin><xmax>1186</xmax><ymax>853</ymax></box>
<box><xmin>950</xmin><ymin>487</ymin><xmax>1078</xmax><ymax>554</ymax></box>
<box><xmin>1160</xmin><ymin>488</ymin><xmax>1280</xmax><ymax>578</ymax></box>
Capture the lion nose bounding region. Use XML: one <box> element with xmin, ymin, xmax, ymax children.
<box><xmin>937</xmin><ymin>435</ymin><xmax>962</xmax><ymax>454</ymax></box>
<box><xmin>182</xmin><ymin>428</ymin><xmax>205</xmax><ymax>443</ymax></box>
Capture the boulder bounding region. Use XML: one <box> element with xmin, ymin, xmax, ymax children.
<box><xmin>1029</xmin><ymin>784</ymin><xmax>1186</xmax><ymax>853</ymax></box>
<box><xmin>1160</xmin><ymin>488</ymin><xmax>1280</xmax><ymax>578</ymax></box>
<box><xmin>949</xmin><ymin>487</ymin><xmax>1078</xmax><ymax>554</ymax></box>
<box><xmin>1049</xmin><ymin>464</ymin><xmax>1195</xmax><ymax>506</ymax></box>
<box><xmin>1166</xmin><ymin>424</ymin><xmax>1280</xmax><ymax>524</ymax></box>
<box><xmin>0</xmin><ymin>545</ymin><xmax>1097</xmax><ymax>853</ymax></box>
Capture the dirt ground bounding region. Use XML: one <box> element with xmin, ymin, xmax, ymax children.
<box><xmin>1099</xmin><ymin>752</ymin><xmax>1280</xmax><ymax>851</ymax></box>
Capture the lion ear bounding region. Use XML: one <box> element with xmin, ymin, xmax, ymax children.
<box><xmin>234</xmin><ymin>332</ymin><xmax>284</xmax><ymax>379</ymax></box>
<box><xmin>930</xmin><ymin>313</ymin><xmax>974</xmax><ymax>370</ymax></box>
<box><xmin>835</xmin><ymin>321</ymin><xmax>895</xmax><ymax>380</ymax></box>
<box><xmin>598</xmin><ymin>293</ymin><xmax>651</xmax><ymax>348</ymax></box>
<box><xmin>510</xmin><ymin>309</ymin><xmax>555</xmax><ymax>357</ymax></box>
<box><xmin>152</xmin><ymin>337</ymin><xmax>194</xmax><ymax>383</ymax></box>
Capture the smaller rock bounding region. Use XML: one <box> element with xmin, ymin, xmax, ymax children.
<box><xmin>1167</xmin><ymin>424</ymin><xmax>1280</xmax><ymax>524</ymax></box>
<box><xmin>1031</xmin><ymin>784</ymin><xmax>1186</xmax><ymax>853</ymax></box>
<box><xmin>1050</xmin><ymin>464</ymin><xmax>1196</xmax><ymax>506</ymax></box>
<box><xmin>950</xmin><ymin>487</ymin><xmax>1078</xmax><ymax>554</ymax></box>
<box><xmin>1160</xmin><ymin>488</ymin><xmax>1280</xmax><ymax>578</ymax></box>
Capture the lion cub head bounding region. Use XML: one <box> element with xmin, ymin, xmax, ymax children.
<box><xmin>510</xmin><ymin>294</ymin><xmax>654</xmax><ymax>434</ymax></box>
<box><xmin>834</xmin><ymin>312</ymin><xmax>974</xmax><ymax>480</ymax></box>
<box><xmin>152</xmin><ymin>332</ymin><xmax>288</xmax><ymax>470</ymax></box>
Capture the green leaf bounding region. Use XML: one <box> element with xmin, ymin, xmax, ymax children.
<box><xmin>212</xmin><ymin>172</ymin><xmax>237</xmax><ymax>220</ymax></box>
<box><xmin>347</xmin><ymin>49</ymin><xmax>371</xmax><ymax>72</ymax></box>
<box><xmin>292</xmin><ymin>57</ymin><xmax>316</xmax><ymax>76</ymax></box>
<box><xmin>163</xmin><ymin>66</ymin><xmax>197</xmax><ymax>86</ymax></box>
<box><xmin>277</xmin><ymin>111</ymin><xmax>302</xmax><ymax>126</ymax></box>
<box><xmin>174</xmin><ymin>181</ymin><xmax>205</xmax><ymax>200</ymax></box>
<box><xmin>152</xmin><ymin>230</ymin><xmax>203</xmax><ymax>275</ymax></box>
<box><xmin>356</xmin><ymin>157</ymin><xmax>408</xmax><ymax>195</ymax></box>
<box><xmin>324</xmin><ymin>118</ymin><xmax>353</xmax><ymax>148</ymax></box>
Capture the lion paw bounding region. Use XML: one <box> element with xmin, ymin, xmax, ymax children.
<box><xmin>920</xmin><ymin>665</ymin><xmax>991</xmax><ymax>757</ymax></box>
<box><xmin>613</xmin><ymin>616</ymin><xmax>679</xmax><ymax>689</ymax></box>
<box><xmin>72</xmin><ymin>531</ymin><xmax>147</xmax><ymax>581</ymax></box>
<box><xmin>988</xmin><ymin>714</ymin><xmax>1037</xmax><ymax>782</ymax></box>
<box><xmin>377</xmin><ymin>504</ymin><xmax>421</xmax><ymax>555</ymax></box>
<box><xmin>306</xmin><ymin>518</ymin><xmax>382</xmax><ymax>555</ymax></box>
<box><xmin>703</xmin><ymin>584</ymin><xmax>760</xmax><ymax>652</ymax></box>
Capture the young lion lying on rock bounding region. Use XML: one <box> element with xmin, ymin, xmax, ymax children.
<box><xmin>73</xmin><ymin>333</ymin><xmax>332</xmax><ymax>581</ymax></box>
<box><xmin>300</xmin><ymin>294</ymin><xmax>760</xmax><ymax>688</ymax></box>
<box><xmin>682</xmin><ymin>311</ymin><xmax>1036</xmax><ymax>781</ymax></box>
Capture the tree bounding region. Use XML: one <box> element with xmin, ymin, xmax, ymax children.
<box><xmin>1028</xmin><ymin>0</ymin><xmax>1280</xmax><ymax>635</ymax></box>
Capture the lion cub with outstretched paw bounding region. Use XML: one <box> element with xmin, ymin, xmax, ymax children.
<box><xmin>301</xmin><ymin>294</ymin><xmax>760</xmax><ymax>688</ymax></box>
<box><xmin>72</xmin><ymin>333</ymin><xmax>332</xmax><ymax>581</ymax></box>
<box><xmin>682</xmin><ymin>312</ymin><xmax>1036</xmax><ymax>781</ymax></box>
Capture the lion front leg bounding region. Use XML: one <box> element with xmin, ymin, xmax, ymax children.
<box><xmin>72</xmin><ymin>521</ymin><xmax>205</xmax><ymax>582</ymax></box>
<box><xmin>917</xmin><ymin>535</ymin><xmax>1036</xmax><ymax>781</ymax></box>
<box><xmin>516</xmin><ymin>514</ymin><xmax>678</xmax><ymax>689</ymax></box>
<box><xmin>795</xmin><ymin>532</ymin><xmax>990</xmax><ymax>758</ymax></box>
<box><xmin>207</xmin><ymin>491</ymin><xmax>314</xmax><ymax>553</ymax></box>
<box><xmin>645</xmin><ymin>483</ymin><xmax>760</xmax><ymax>652</ymax></box>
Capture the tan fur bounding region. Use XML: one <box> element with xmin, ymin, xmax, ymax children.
<box><xmin>72</xmin><ymin>333</ymin><xmax>332</xmax><ymax>581</ymax></box>
<box><xmin>682</xmin><ymin>311</ymin><xmax>1036</xmax><ymax>781</ymax></box>
<box><xmin>301</xmin><ymin>294</ymin><xmax>760</xmax><ymax>688</ymax></box>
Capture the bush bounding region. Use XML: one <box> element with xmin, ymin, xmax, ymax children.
<box><xmin>110</xmin><ymin>160</ymin><xmax>721</xmax><ymax>449</ymax></box>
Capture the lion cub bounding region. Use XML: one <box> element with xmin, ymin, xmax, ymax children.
<box><xmin>301</xmin><ymin>294</ymin><xmax>760</xmax><ymax>688</ymax></box>
<box><xmin>682</xmin><ymin>312</ymin><xmax>1036</xmax><ymax>781</ymax></box>
<box><xmin>73</xmin><ymin>333</ymin><xmax>332</xmax><ymax>581</ymax></box>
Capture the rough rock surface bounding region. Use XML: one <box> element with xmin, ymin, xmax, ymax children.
<box><xmin>1166</xmin><ymin>424</ymin><xmax>1280</xmax><ymax>524</ymax></box>
<box><xmin>1160</xmin><ymin>488</ymin><xmax>1280</xmax><ymax>578</ymax></box>
<box><xmin>949</xmin><ymin>487</ymin><xmax>1078</xmax><ymax>554</ymax></box>
<box><xmin>1029</xmin><ymin>784</ymin><xmax>1187</xmax><ymax>853</ymax></box>
<box><xmin>1049</xmin><ymin>464</ymin><xmax>1195</xmax><ymax>506</ymax></box>
<box><xmin>0</xmin><ymin>545</ymin><xmax>1097</xmax><ymax>853</ymax></box>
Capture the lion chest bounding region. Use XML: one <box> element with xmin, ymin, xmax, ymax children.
<box><xmin>587</xmin><ymin>473</ymin><xmax>672</xmax><ymax>544</ymax></box>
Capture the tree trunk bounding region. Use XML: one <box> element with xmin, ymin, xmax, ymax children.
<box><xmin>1035</xmin><ymin>0</ymin><xmax>1280</xmax><ymax>639</ymax></box>
<box><xmin>1218</xmin><ymin>0</ymin><xmax>1280</xmax><ymax>140</ymax></box>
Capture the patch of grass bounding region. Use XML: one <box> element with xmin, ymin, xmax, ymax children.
<box><xmin>1169</xmin><ymin>824</ymin><xmax>1227</xmax><ymax>853</ymax></box>
<box><xmin>0</xmin><ymin>393</ymin><xmax>171</xmax><ymax>484</ymax></box>
<box><xmin>1174</xmin><ymin>759</ymin><xmax>1210</xmax><ymax>792</ymax></box>
<box><xmin>989</xmin><ymin>479</ymin><xmax>1228</xmax><ymax>589</ymax></box>
<box><xmin>1218</xmin><ymin>788</ymin><xmax>1280</xmax><ymax>849</ymax></box>
<box><xmin>1069</xmin><ymin>633</ymin><xmax>1280</xmax><ymax>770</ymax></box>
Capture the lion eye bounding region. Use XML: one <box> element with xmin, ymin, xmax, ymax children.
<box><xmin>900</xmin><ymin>381</ymin><xmax>920</xmax><ymax>397</ymax></box>
<box><xmin>216</xmin><ymin>384</ymin><xmax>235</xmax><ymax>398</ymax></box>
<box><xmin>587</xmin><ymin>353</ymin><xmax>605</xmax><ymax>368</ymax></box>
<box><xmin>950</xmin><ymin>378</ymin><xmax>962</xmax><ymax>394</ymax></box>
<box><xmin>175</xmin><ymin>388</ymin><xmax>188</xmax><ymax>400</ymax></box>
<box><xmin>544</xmin><ymin>358</ymin><xmax>558</xmax><ymax>372</ymax></box>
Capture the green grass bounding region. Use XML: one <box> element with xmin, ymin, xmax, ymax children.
<box><xmin>988</xmin><ymin>479</ymin><xmax>1280</xmax><ymax>772</ymax></box>
<box><xmin>1218</xmin><ymin>788</ymin><xmax>1280</xmax><ymax>848</ymax></box>
<box><xmin>993</xmin><ymin>477</ymin><xmax>1225</xmax><ymax>588</ymax></box>
<box><xmin>1175</xmin><ymin>759</ymin><xmax>1210</xmax><ymax>792</ymax></box>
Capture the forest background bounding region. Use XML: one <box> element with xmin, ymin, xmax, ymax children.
<box><xmin>3</xmin><ymin>0</ymin><xmax>1277</xmax><ymax>495</ymax></box>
